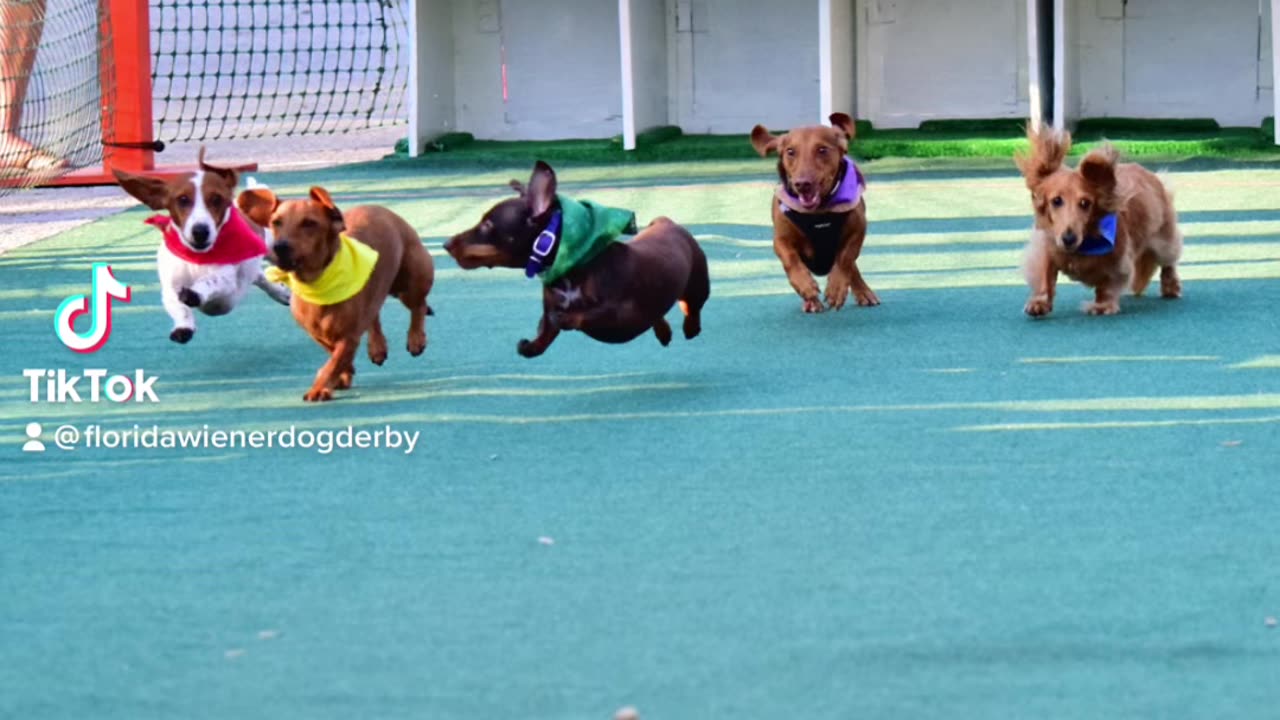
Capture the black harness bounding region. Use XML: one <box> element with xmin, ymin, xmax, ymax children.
<box><xmin>780</xmin><ymin>207</ymin><xmax>851</xmax><ymax>276</ymax></box>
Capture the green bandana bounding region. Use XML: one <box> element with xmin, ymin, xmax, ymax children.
<box><xmin>539</xmin><ymin>194</ymin><xmax>637</xmax><ymax>286</ymax></box>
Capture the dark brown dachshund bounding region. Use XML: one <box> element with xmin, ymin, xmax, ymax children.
<box><xmin>444</xmin><ymin>161</ymin><xmax>709</xmax><ymax>358</ymax></box>
<box><xmin>751</xmin><ymin>112</ymin><xmax>878</xmax><ymax>313</ymax></box>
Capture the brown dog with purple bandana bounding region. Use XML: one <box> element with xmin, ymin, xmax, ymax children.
<box><xmin>751</xmin><ymin>113</ymin><xmax>878</xmax><ymax>313</ymax></box>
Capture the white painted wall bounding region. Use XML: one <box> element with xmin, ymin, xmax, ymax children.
<box><xmin>408</xmin><ymin>0</ymin><xmax>455</xmax><ymax>155</ymax></box>
<box><xmin>668</xmin><ymin>0</ymin><xmax>820</xmax><ymax>133</ymax></box>
<box><xmin>1272</xmin><ymin>0</ymin><xmax>1280</xmax><ymax>143</ymax></box>
<box><xmin>1065</xmin><ymin>0</ymin><xmax>1273</xmax><ymax>126</ymax></box>
<box><xmin>857</xmin><ymin>0</ymin><xmax>1029</xmax><ymax>128</ymax></box>
<box><xmin>630</xmin><ymin>0</ymin><xmax>670</xmax><ymax>133</ymax></box>
<box><xmin>820</xmin><ymin>0</ymin><xmax>857</xmax><ymax>123</ymax></box>
<box><xmin>450</xmin><ymin>0</ymin><xmax>622</xmax><ymax>140</ymax></box>
<box><xmin>449</xmin><ymin>1</ymin><xmax>502</xmax><ymax>139</ymax></box>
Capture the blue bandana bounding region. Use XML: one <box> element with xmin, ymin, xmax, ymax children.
<box><xmin>1076</xmin><ymin>213</ymin><xmax>1117</xmax><ymax>256</ymax></box>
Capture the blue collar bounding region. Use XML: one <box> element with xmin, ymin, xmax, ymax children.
<box><xmin>525</xmin><ymin>211</ymin><xmax>561</xmax><ymax>278</ymax></box>
<box><xmin>1076</xmin><ymin>213</ymin><xmax>1117</xmax><ymax>256</ymax></box>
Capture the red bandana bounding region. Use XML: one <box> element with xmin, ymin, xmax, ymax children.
<box><xmin>145</xmin><ymin>208</ymin><xmax>268</xmax><ymax>265</ymax></box>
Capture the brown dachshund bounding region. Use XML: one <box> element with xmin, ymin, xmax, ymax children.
<box><xmin>751</xmin><ymin>112</ymin><xmax>878</xmax><ymax>313</ymax></box>
<box><xmin>1016</xmin><ymin>125</ymin><xmax>1182</xmax><ymax>316</ymax></box>
<box><xmin>444</xmin><ymin>161</ymin><xmax>709</xmax><ymax>358</ymax></box>
<box><xmin>237</xmin><ymin>186</ymin><xmax>435</xmax><ymax>401</ymax></box>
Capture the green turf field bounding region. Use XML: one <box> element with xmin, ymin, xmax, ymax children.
<box><xmin>2</xmin><ymin>156</ymin><xmax>1278</xmax><ymax>719</ymax></box>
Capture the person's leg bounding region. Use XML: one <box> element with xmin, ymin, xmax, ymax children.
<box><xmin>1</xmin><ymin>0</ymin><xmax>64</xmax><ymax>169</ymax></box>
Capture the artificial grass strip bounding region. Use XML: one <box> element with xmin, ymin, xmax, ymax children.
<box><xmin>1072</xmin><ymin>117</ymin><xmax>1221</xmax><ymax>135</ymax></box>
<box><xmin>387</xmin><ymin>120</ymin><xmax>1280</xmax><ymax>169</ymax></box>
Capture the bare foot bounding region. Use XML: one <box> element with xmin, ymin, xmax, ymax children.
<box><xmin>0</xmin><ymin>134</ymin><xmax>67</xmax><ymax>171</ymax></box>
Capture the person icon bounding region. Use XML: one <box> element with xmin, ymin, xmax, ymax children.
<box><xmin>22</xmin><ymin>422</ymin><xmax>44</xmax><ymax>452</ymax></box>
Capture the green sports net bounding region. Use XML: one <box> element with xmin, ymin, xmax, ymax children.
<box><xmin>150</xmin><ymin>0</ymin><xmax>410</xmax><ymax>143</ymax></box>
<box><xmin>0</xmin><ymin>1</ymin><xmax>408</xmax><ymax>197</ymax></box>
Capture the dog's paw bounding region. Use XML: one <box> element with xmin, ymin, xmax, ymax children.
<box><xmin>801</xmin><ymin>297</ymin><xmax>824</xmax><ymax>314</ymax></box>
<box><xmin>169</xmin><ymin>327</ymin><xmax>195</xmax><ymax>343</ymax></box>
<box><xmin>368</xmin><ymin>341</ymin><xmax>388</xmax><ymax>366</ymax></box>
<box><xmin>303</xmin><ymin>386</ymin><xmax>334</xmax><ymax>402</ymax></box>
<box><xmin>653</xmin><ymin>321</ymin><xmax>672</xmax><ymax>347</ymax></box>
<box><xmin>517</xmin><ymin>339</ymin><xmax>543</xmax><ymax>358</ymax></box>
<box><xmin>1024</xmin><ymin>297</ymin><xmax>1053</xmax><ymax>317</ymax></box>
<box><xmin>406</xmin><ymin>331</ymin><xmax>427</xmax><ymax>357</ymax></box>
<box><xmin>853</xmin><ymin>288</ymin><xmax>881</xmax><ymax>307</ymax></box>
<box><xmin>824</xmin><ymin>280</ymin><xmax>850</xmax><ymax>311</ymax></box>
<box><xmin>683</xmin><ymin>316</ymin><xmax>701</xmax><ymax>340</ymax></box>
<box><xmin>178</xmin><ymin>288</ymin><xmax>202</xmax><ymax>308</ymax></box>
<box><xmin>1160</xmin><ymin>277</ymin><xmax>1182</xmax><ymax>299</ymax></box>
<box><xmin>1084</xmin><ymin>301</ymin><xmax>1120</xmax><ymax>316</ymax></box>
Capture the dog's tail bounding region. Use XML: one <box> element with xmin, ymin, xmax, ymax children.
<box><xmin>1014</xmin><ymin>123</ymin><xmax>1071</xmax><ymax>189</ymax></box>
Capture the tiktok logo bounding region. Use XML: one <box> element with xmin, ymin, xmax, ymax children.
<box><xmin>54</xmin><ymin>263</ymin><xmax>131</xmax><ymax>353</ymax></box>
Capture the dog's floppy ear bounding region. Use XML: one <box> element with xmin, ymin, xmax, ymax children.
<box><xmin>113</xmin><ymin>168</ymin><xmax>171</xmax><ymax>210</ymax></box>
<box><xmin>236</xmin><ymin>187</ymin><xmax>278</xmax><ymax>227</ymax></box>
<box><xmin>1080</xmin><ymin>143</ymin><xmax>1121</xmax><ymax>204</ymax></box>
<box><xmin>309</xmin><ymin>186</ymin><xmax>346</xmax><ymax>233</ymax></box>
<box><xmin>1014</xmin><ymin>124</ymin><xmax>1071</xmax><ymax>191</ymax></box>
<box><xmin>750</xmin><ymin>125</ymin><xmax>781</xmax><ymax>157</ymax></box>
<box><xmin>526</xmin><ymin>161</ymin><xmax>557</xmax><ymax>218</ymax></box>
<box><xmin>197</xmin><ymin>145</ymin><xmax>238</xmax><ymax>188</ymax></box>
<box><xmin>829</xmin><ymin>113</ymin><xmax>856</xmax><ymax>142</ymax></box>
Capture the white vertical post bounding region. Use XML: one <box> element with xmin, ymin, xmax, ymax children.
<box><xmin>1273</xmin><ymin>0</ymin><xmax>1280</xmax><ymax>144</ymax></box>
<box><xmin>619</xmin><ymin>0</ymin><xmax>638</xmax><ymax>151</ymax></box>
<box><xmin>1053</xmin><ymin>0</ymin><xmax>1066</xmax><ymax>131</ymax></box>
<box><xmin>407</xmin><ymin>0</ymin><xmax>422</xmax><ymax>157</ymax></box>
<box><xmin>1026</xmin><ymin>0</ymin><xmax>1041</xmax><ymax>130</ymax></box>
<box><xmin>818</xmin><ymin>0</ymin><xmax>834</xmax><ymax>122</ymax></box>
<box><xmin>407</xmin><ymin>0</ymin><xmax>455</xmax><ymax>157</ymax></box>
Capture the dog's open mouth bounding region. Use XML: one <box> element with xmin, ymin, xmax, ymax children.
<box><xmin>789</xmin><ymin>183</ymin><xmax>824</xmax><ymax>211</ymax></box>
<box><xmin>796</xmin><ymin>191</ymin><xmax>822</xmax><ymax>210</ymax></box>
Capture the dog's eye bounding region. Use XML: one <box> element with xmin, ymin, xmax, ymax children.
<box><xmin>300</xmin><ymin>218</ymin><xmax>318</xmax><ymax>229</ymax></box>
<box><xmin>208</xmin><ymin>196</ymin><xmax>223</xmax><ymax>208</ymax></box>
<box><xmin>785</xmin><ymin>147</ymin><xmax>796</xmax><ymax>157</ymax></box>
<box><xmin>817</xmin><ymin>146</ymin><xmax>828</xmax><ymax>155</ymax></box>
<box><xmin>1051</xmin><ymin>196</ymin><xmax>1064</xmax><ymax>208</ymax></box>
<box><xmin>177</xmin><ymin>195</ymin><xmax>192</xmax><ymax>207</ymax></box>
<box><xmin>1079</xmin><ymin>199</ymin><xmax>1092</xmax><ymax>210</ymax></box>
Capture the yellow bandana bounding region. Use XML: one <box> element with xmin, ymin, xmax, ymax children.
<box><xmin>265</xmin><ymin>234</ymin><xmax>379</xmax><ymax>306</ymax></box>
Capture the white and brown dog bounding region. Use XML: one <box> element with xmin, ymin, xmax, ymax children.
<box><xmin>113</xmin><ymin>148</ymin><xmax>290</xmax><ymax>343</ymax></box>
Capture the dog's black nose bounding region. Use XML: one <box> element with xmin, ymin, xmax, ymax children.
<box><xmin>792</xmin><ymin>181</ymin><xmax>815</xmax><ymax>195</ymax></box>
<box><xmin>190</xmin><ymin>224</ymin><xmax>211</xmax><ymax>249</ymax></box>
<box><xmin>272</xmin><ymin>241</ymin><xmax>294</xmax><ymax>268</ymax></box>
<box><xmin>1061</xmin><ymin>230</ymin><xmax>1078</xmax><ymax>246</ymax></box>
